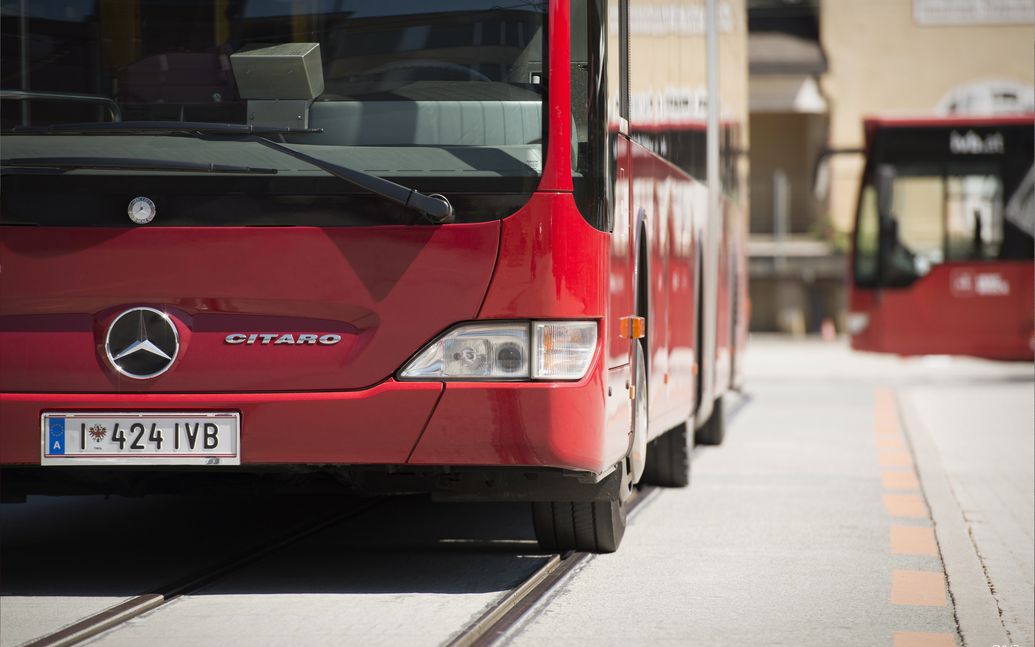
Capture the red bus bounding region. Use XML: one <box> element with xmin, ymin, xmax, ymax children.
<box><xmin>848</xmin><ymin>116</ymin><xmax>1034</xmax><ymax>361</ymax></box>
<box><xmin>0</xmin><ymin>0</ymin><xmax>748</xmax><ymax>552</ymax></box>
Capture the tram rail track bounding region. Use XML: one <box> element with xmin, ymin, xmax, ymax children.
<box><xmin>448</xmin><ymin>485</ymin><xmax>660</xmax><ymax>647</ymax></box>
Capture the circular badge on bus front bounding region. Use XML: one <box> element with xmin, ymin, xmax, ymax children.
<box><xmin>127</xmin><ymin>196</ymin><xmax>156</xmax><ymax>224</ymax></box>
<box><xmin>105</xmin><ymin>307</ymin><xmax>180</xmax><ymax>379</ymax></box>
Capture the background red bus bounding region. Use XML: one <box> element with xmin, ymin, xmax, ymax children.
<box><xmin>848</xmin><ymin>115</ymin><xmax>1034</xmax><ymax>361</ymax></box>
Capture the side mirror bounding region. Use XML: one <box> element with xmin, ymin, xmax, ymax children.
<box><xmin>810</xmin><ymin>147</ymin><xmax>865</xmax><ymax>200</ymax></box>
<box><xmin>812</xmin><ymin>155</ymin><xmax>830</xmax><ymax>201</ymax></box>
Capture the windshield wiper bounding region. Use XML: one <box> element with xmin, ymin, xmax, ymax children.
<box><xmin>5</xmin><ymin>122</ymin><xmax>455</xmax><ymax>224</ymax></box>
<box><xmin>0</xmin><ymin>156</ymin><xmax>278</xmax><ymax>175</ymax></box>
<box><xmin>241</xmin><ymin>136</ymin><xmax>454</xmax><ymax>224</ymax></box>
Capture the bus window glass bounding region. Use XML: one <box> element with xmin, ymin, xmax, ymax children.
<box><xmin>945</xmin><ymin>174</ymin><xmax>1003</xmax><ymax>261</ymax></box>
<box><xmin>871</xmin><ymin>161</ymin><xmax>1014</xmax><ymax>286</ymax></box>
<box><xmin>571</xmin><ymin>0</ymin><xmax>590</xmax><ymax>174</ymax></box>
<box><xmin>890</xmin><ymin>173</ymin><xmax>944</xmax><ymax>275</ymax></box>
<box><xmin>570</xmin><ymin>0</ymin><xmax>610</xmax><ymax>231</ymax></box>
<box><xmin>861</xmin><ymin>123</ymin><xmax>1033</xmax><ymax>288</ymax></box>
<box><xmin>1</xmin><ymin>0</ymin><xmax>549</xmax><ymax>225</ymax></box>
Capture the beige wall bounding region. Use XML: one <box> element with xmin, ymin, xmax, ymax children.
<box><xmin>624</xmin><ymin>0</ymin><xmax>748</xmax><ymax>128</ymax></box>
<box><xmin>720</xmin><ymin>0</ymin><xmax>750</xmax><ymax>128</ymax></box>
<box><xmin>749</xmin><ymin>112</ymin><xmax>828</xmax><ymax>234</ymax></box>
<box><xmin>819</xmin><ymin>0</ymin><xmax>1034</xmax><ymax>231</ymax></box>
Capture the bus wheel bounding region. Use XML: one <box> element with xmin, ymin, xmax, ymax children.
<box><xmin>641</xmin><ymin>422</ymin><xmax>690</xmax><ymax>487</ymax></box>
<box><xmin>694</xmin><ymin>396</ymin><xmax>725</xmax><ymax>446</ymax></box>
<box><xmin>531</xmin><ymin>462</ymin><xmax>630</xmax><ymax>554</ymax></box>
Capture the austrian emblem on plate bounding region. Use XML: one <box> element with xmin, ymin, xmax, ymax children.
<box><xmin>88</xmin><ymin>424</ymin><xmax>108</xmax><ymax>442</ymax></box>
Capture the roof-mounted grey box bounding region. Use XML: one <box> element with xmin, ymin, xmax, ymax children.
<box><xmin>230</xmin><ymin>43</ymin><xmax>324</xmax><ymax>100</ymax></box>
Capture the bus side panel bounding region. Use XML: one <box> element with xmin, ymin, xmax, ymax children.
<box><xmin>630</xmin><ymin>150</ymin><xmax>670</xmax><ymax>434</ymax></box>
<box><xmin>732</xmin><ymin>220</ymin><xmax>750</xmax><ymax>389</ymax></box>
<box><xmin>666</xmin><ymin>172</ymin><xmax>700</xmax><ymax>425</ymax></box>
<box><xmin>713</xmin><ymin>198</ymin><xmax>733</xmax><ymax>395</ymax></box>
<box><xmin>626</xmin><ymin>144</ymin><xmax>706</xmax><ymax>438</ymax></box>
<box><xmin>608</xmin><ymin>135</ymin><xmax>634</xmax><ymax>370</ymax></box>
<box><xmin>714</xmin><ymin>210</ymin><xmax>730</xmax><ymax>393</ymax></box>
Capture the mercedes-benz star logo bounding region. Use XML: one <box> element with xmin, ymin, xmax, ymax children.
<box><xmin>105</xmin><ymin>307</ymin><xmax>180</xmax><ymax>379</ymax></box>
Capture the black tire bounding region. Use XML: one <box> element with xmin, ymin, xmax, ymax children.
<box><xmin>532</xmin><ymin>498</ymin><xmax>626</xmax><ymax>554</ymax></box>
<box><xmin>641</xmin><ymin>423</ymin><xmax>690</xmax><ymax>487</ymax></box>
<box><xmin>532</xmin><ymin>461</ymin><xmax>630</xmax><ymax>554</ymax></box>
<box><xmin>694</xmin><ymin>396</ymin><xmax>725</xmax><ymax>446</ymax></box>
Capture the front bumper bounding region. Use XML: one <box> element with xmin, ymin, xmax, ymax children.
<box><xmin>0</xmin><ymin>364</ymin><xmax>624</xmax><ymax>474</ymax></box>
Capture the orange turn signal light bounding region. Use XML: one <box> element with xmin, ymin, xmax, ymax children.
<box><xmin>619</xmin><ymin>316</ymin><xmax>646</xmax><ymax>340</ymax></box>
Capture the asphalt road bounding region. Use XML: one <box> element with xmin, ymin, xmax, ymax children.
<box><xmin>1</xmin><ymin>336</ymin><xmax>1031</xmax><ymax>647</ymax></box>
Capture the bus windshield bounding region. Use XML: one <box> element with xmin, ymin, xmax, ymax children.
<box><xmin>1</xmin><ymin>0</ymin><xmax>548</xmax><ymax>222</ymax></box>
<box><xmin>854</xmin><ymin>121</ymin><xmax>1034</xmax><ymax>288</ymax></box>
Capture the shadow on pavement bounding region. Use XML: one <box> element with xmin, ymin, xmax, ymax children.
<box><xmin>0</xmin><ymin>493</ymin><xmax>543</xmax><ymax>598</ymax></box>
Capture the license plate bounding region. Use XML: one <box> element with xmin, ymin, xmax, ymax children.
<box><xmin>41</xmin><ymin>412</ymin><xmax>240</xmax><ymax>466</ymax></box>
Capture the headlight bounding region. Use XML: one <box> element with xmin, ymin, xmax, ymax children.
<box><xmin>401</xmin><ymin>323</ymin><xmax>530</xmax><ymax>379</ymax></box>
<box><xmin>846</xmin><ymin>312</ymin><xmax>870</xmax><ymax>335</ymax></box>
<box><xmin>399</xmin><ymin>321</ymin><xmax>597</xmax><ymax>381</ymax></box>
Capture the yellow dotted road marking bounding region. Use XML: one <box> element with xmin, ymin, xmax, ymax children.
<box><xmin>877</xmin><ymin>435</ymin><xmax>906</xmax><ymax>449</ymax></box>
<box><xmin>882</xmin><ymin>471</ymin><xmax>921</xmax><ymax>490</ymax></box>
<box><xmin>890</xmin><ymin>526</ymin><xmax>939</xmax><ymax>556</ymax></box>
<box><xmin>891</xmin><ymin>570</ymin><xmax>948</xmax><ymax>607</ymax></box>
<box><xmin>892</xmin><ymin>631</ymin><xmax>957</xmax><ymax>647</ymax></box>
<box><xmin>883</xmin><ymin>494</ymin><xmax>928</xmax><ymax>518</ymax></box>
<box><xmin>876</xmin><ymin>388</ymin><xmax>959</xmax><ymax>645</ymax></box>
<box><xmin>879</xmin><ymin>451</ymin><xmax>914</xmax><ymax>467</ymax></box>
